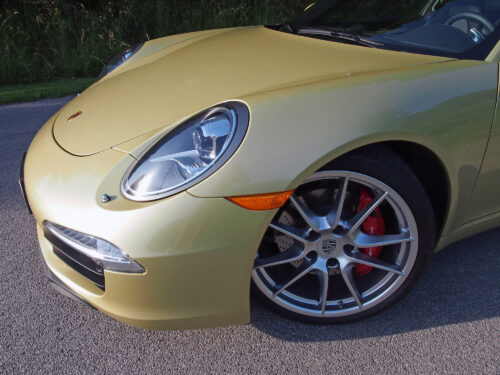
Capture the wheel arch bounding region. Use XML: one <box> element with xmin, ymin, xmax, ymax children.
<box><xmin>385</xmin><ymin>141</ymin><xmax>450</xmax><ymax>238</ymax></box>
<box><xmin>304</xmin><ymin>139</ymin><xmax>452</xmax><ymax>239</ymax></box>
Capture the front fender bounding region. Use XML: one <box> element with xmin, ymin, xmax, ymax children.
<box><xmin>189</xmin><ymin>60</ymin><xmax>498</xmax><ymax>236</ymax></box>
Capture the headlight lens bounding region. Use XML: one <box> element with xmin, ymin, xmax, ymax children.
<box><xmin>122</xmin><ymin>102</ymin><xmax>249</xmax><ymax>201</ymax></box>
<box><xmin>97</xmin><ymin>43</ymin><xmax>143</xmax><ymax>80</ymax></box>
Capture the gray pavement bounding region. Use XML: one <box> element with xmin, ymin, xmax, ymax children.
<box><xmin>0</xmin><ymin>97</ymin><xmax>499</xmax><ymax>374</ymax></box>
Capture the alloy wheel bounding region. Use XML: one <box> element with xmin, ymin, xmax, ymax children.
<box><xmin>252</xmin><ymin>170</ymin><xmax>418</xmax><ymax>318</ymax></box>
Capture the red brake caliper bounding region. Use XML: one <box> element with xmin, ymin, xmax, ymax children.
<box><xmin>355</xmin><ymin>188</ymin><xmax>386</xmax><ymax>276</ymax></box>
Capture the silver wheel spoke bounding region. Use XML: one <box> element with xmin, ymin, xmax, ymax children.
<box><xmin>347</xmin><ymin>251</ymin><xmax>404</xmax><ymax>275</ymax></box>
<box><xmin>273</xmin><ymin>261</ymin><xmax>312</xmax><ymax>296</ymax></box>
<box><xmin>317</xmin><ymin>270</ymin><xmax>330</xmax><ymax>314</ymax></box>
<box><xmin>328</xmin><ymin>176</ymin><xmax>348</xmax><ymax>228</ymax></box>
<box><xmin>269</xmin><ymin>222</ymin><xmax>309</xmax><ymax>244</ymax></box>
<box><xmin>289</xmin><ymin>196</ymin><xmax>324</xmax><ymax>231</ymax></box>
<box><xmin>340</xmin><ymin>264</ymin><xmax>362</xmax><ymax>308</ymax></box>
<box><xmin>254</xmin><ymin>245</ymin><xmax>303</xmax><ymax>269</ymax></box>
<box><xmin>346</xmin><ymin>191</ymin><xmax>388</xmax><ymax>234</ymax></box>
<box><xmin>354</xmin><ymin>231</ymin><xmax>414</xmax><ymax>248</ymax></box>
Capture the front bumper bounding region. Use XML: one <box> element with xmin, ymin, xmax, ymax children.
<box><xmin>18</xmin><ymin>152</ymin><xmax>32</xmax><ymax>214</ymax></box>
<box><xmin>24</xmin><ymin>115</ymin><xmax>275</xmax><ymax>330</ymax></box>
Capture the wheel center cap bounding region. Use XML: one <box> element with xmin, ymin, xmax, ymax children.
<box><xmin>321</xmin><ymin>239</ymin><xmax>337</xmax><ymax>255</ymax></box>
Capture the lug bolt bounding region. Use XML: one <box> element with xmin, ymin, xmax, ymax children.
<box><xmin>343</xmin><ymin>244</ymin><xmax>354</xmax><ymax>252</ymax></box>
<box><xmin>333</xmin><ymin>225</ymin><xmax>344</xmax><ymax>235</ymax></box>
<box><xmin>306</xmin><ymin>251</ymin><xmax>318</xmax><ymax>262</ymax></box>
<box><xmin>327</xmin><ymin>259</ymin><xmax>339</xmax><ymax>269</ymax></box>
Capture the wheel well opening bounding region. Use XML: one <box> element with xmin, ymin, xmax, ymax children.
<box><xmin>386</xmin><ymin>142</ymin><xmax>449</xmax><ymax>237</ymax></box>
<box><xmin>350</xmin><ymin>141</ymin><xmax>449</xmax><ymax>237</ymax></box>
<box><xmin>324</xmin><ymin>142</ymin><xmax>449</xmax><ymax>237</ymax></box>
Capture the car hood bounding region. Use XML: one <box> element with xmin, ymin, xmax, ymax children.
<box><xmin>53</xmin><ymin>26</ymin><xmax>451</xmax><ymax>156</ymax></box>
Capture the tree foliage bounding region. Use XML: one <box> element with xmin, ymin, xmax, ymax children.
<box><xmin>0</xmin><ymin>0</ymin><xmax>309</xmax><ymax>84</ymax></box>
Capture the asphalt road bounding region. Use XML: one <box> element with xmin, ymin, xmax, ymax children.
<box><xmin>0</xmin><ymin>97</ymin><xmax>499</xmax><ymax>375</ymax></box>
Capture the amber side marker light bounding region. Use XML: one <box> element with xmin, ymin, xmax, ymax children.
<box><xmin>226</xmin><ymin>190</ymin><xmax>295</xmax><ymax>211</ymax></box>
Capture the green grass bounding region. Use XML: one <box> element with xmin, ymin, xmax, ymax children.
<box><xmin>0</xmin><ymin>78</ymin><xmax>94</xmax><ymax>105</ymax></box>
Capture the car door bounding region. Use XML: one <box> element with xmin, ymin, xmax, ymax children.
<box><xmin>463</xmin><ymin>62</ymin><xmax>500</xmax><ymax>222</ymax></box>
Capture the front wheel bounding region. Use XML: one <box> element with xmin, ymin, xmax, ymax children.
<box><xmin>252</xmin><ymin>147</ymin><xmax>436</xmax><ymax>323</ymax></box>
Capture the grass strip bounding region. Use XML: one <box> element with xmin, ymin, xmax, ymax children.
<box><xmin>0</xmin><ymin>78</ymin><xmax>95</xmax><ymax>105</ymax></box>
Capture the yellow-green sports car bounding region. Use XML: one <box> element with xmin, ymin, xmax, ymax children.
<box><xmin>21</xmin><ymin>0</ymin><xmax>500</xmax><ymax>329</ymax></box>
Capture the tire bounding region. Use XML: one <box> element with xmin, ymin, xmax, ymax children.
<box><xmin>251</xmin><ymin>145</ymin><xmax>436</xmax><ymax>324</ymax></box>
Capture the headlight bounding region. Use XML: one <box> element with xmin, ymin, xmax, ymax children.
<box><xmin>122</xmin><ymin>102</ymin><xmax>249</xmax><ymax>201</ymax></box>
<box><xmin>97</xmin><ymin>43</ymin><xmax>143</xmax><ymax>80</ymax></box>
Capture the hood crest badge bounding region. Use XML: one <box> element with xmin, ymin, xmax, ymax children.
<box><xmin>67</xmin><ymin>111</ymin><xmax>82</xmax><ymax>122</ymax></box>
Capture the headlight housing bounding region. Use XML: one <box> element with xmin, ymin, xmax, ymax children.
<box><xmin>97</xmin><ymin>43</ymin><xmax>143</xmax><ymax>80</ymax></box>
<box><xmin>122</xmin><ymin>102</ymin><xmax>249</xmax><ymax>201</ymax></box>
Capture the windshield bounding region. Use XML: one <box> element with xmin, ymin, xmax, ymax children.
<box><xmin>282</xmin><ymin>0</ymin><xmax>500</xmax><ymax>59</ymax></box>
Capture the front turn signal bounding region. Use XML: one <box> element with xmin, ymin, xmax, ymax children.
<box><xmin>226</xmin><ymin>190</ymin><xmax>295</xmax><ymax>211</ymax></box>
